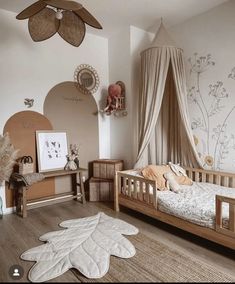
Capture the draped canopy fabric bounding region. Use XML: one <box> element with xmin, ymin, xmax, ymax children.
<box><xmin>135</xmin><ymin>23</ymin><xmax>202</xmax><ymax>169</ymax></box>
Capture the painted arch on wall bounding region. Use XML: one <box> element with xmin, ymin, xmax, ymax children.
<box><xmin>3</xmin><ymin>111</ymin><xmax>55</xmax><ymax>207</ymax></box>
<box><xmin>44</xmin><ymin>81</ymin><xmax>99</xmax><ymax>193</ymax></box>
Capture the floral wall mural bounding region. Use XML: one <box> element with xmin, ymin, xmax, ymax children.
<box><xmin>188</xmin><ymin>53</ymin><xmax>235</xmax><ymax>171</ymax></box>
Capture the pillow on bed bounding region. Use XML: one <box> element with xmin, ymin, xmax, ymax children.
<box><xmin>126</xmin><ymin>169</ymin><xmax>143</xmax><ymax>177</ymax></box>
<box><xmin>141</xmin><ymin>165</ymin><xmax>171</xmax><ymax>190</ymax></box>
<box><xmin>174</xmin><ymin>175</ymin><xmax>193</xmax><ymax>186</ymax></box>
<box><xmin>141</xmin><ymin>164</ymin><xmax>193</xmax><ymax>190</ymax></box>
<box><xmin>168</xmin><ymin>162</ymin><xmax>193</xmax><ymax>185</ymax></box>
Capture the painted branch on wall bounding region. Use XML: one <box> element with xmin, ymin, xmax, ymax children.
<box><xmin>188</xmin><ymin>53</ymin><xmax>235</xmax><ymax>171</ymax></box>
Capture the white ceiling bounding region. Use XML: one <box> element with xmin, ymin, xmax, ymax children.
<box><xmin>0</xmin><ymin>0</ymin><xmax>228</xmax><ymax>37</ymax></box>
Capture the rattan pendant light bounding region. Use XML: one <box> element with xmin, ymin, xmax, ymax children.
<box><xmin>16</xmin><ymin>0</ymin><xmax>102</xmax><ymax>47</ymax></box>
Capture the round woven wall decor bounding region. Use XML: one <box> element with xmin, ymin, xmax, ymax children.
<box><xmin>74</xmin><ymin>64</ymin><xmax>100</xmax><ymax>95</ymax></box>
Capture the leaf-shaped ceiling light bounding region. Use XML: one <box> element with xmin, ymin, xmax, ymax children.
<box><xmin>21</xmin><ymin>212</ymin><xmax>139</xmax><ymax>282</ymax></box>
<box><xmin>16</xmin><ymin>0</ymin><xmax>102</xmax><ymax>47</ymax></box>
<box><xmin>28</xmin><ymin>8</ymin><xmax>60</xmax><ymax>42</ymax></box>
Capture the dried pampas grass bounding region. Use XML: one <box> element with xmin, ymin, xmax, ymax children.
<box><xmin>0</xmin><ymin>133</ymin><xmax>19</xmax><ymax>183</ymax></box>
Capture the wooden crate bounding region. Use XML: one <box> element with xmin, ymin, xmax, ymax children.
<box><xmin>89</xmin><ymin>178</ymin><xmax>114</xmax><ymax>202</ymax></box>
<box><xmin>93</xmin><ymin>159</ymin><xmax>123</xmax><ymax>179</ymax></box>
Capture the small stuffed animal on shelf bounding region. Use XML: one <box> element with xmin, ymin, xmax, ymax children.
<box><xmin>70</xmin><ymin>144</ymin><xmax>79</xmax><ymax>168</ymax></box>
<box><xmin>103</xmin><ymin>84</ymin><xmax>122</xmax><ymax>115</ymax></box>
<box><xmin>102</xmin><ymin>81</ymin><xmax>126</xmax><ymax>116</ymax></box>
<box><xmin>64</xmin><ymin>154</ymin><xmax>77</xmax><ymax>171</ymax></box>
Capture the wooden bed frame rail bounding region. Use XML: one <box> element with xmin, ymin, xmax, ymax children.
<box><xmin>216</xmin><ymin>195</ymin><xmax>235</xmax><ymax>238</ymax></box>
<box><xmin>185</xmin><ymin>167</ymin><xmax>235</xmax><ymax>188</ymax></box>
<box><xmin>114</xmin><ymin>170</ymin><xmax>158</xmax><ymax>211</ymax></box>
<box><xmin>114</xmin><ymin>167</ymin><xmax>235</xmax><ymax>250</ymax></box>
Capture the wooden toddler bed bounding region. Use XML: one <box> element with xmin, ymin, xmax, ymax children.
<box><xmin>114</xmin><ymin>167</ymin><xmax>235</xmax><ymax>250</ymax></box>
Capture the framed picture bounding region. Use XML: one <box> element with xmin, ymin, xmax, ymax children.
<box><xmin>36</xmin><ymin>131</ymin><xmax>68</xmax><ymax>173</ymax></box>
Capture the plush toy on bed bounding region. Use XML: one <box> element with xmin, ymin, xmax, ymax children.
<box><xmin>163</xmin><ymin>171</ymin><xmax>180</xmax><ymax>193</ymax></box>
<box><xmin>168</xmin><ymin>162</ymin><xmax>187</xmax><ymax>177</ymax></box>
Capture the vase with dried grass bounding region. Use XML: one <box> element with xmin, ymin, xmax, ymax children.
<box><xmin>0</xmin><ymin>133</ymin><xmax>19</xmax><ymax>218</ymax></box>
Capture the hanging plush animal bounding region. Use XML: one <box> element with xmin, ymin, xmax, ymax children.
<box><xmin>103</xmin><ymin>84</ymin><xmax>122</xmax><ymax>115</ymax></box>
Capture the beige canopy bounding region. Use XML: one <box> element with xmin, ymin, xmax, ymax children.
<box><xmin>135</xmin><ymin>22</ymin><xmax>202</xmax><ymax>169</ymax></box>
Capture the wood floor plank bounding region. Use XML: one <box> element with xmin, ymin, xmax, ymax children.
<box><xmin>0</xmin><ymin>200</ymin><xmax>234</xmax><ymax>282</ymax></box>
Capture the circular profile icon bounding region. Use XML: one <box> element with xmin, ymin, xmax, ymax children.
<box><xmin>9</xmin><ymin>265</ymin><xmax>24</xmax><ymax>280</ymax></box>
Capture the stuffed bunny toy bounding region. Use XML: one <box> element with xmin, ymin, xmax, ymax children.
<box><xmin>64</xmin><ymin>154</ymin><xmax>77</xmax><ymax>171</ymax></box>
<box><xmin>164</xmin><ymin>171</ymin><xmax>180</xmax><ymax>193</ymax></box>
<box><xmin>168</xmin><ymin>162</ymin><xmax>187</xmax><ymax>177</ymax></box>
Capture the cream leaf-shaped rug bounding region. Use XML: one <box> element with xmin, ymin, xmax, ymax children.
<box><xmin>21</xmin><ymin>212</ymin><xmax>139</xmax><ymax>282</ymax></box>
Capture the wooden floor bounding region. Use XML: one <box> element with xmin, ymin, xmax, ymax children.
<box><xmin>0</xmin><ymin>200</ymin><xmax>235</xmax><ymax>282</ymax></box>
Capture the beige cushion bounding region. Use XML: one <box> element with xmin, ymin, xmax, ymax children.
<box><xmin>141</xmin><ymin>165</ymin><xmax>171</xmax><ymax>190</ymax></box>
<box><xmin>175</xmin><ymin>175</ymin><xmax>193</xmax><ymax>186</ymax></box>
<box><xmin>141</xmin><ymin>164</ymin><xmax>193</xmax><ymax>191</ymax></box>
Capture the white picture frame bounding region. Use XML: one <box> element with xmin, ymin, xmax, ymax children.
<box><xmin>36</xmin><ymin>131</ymin><xmax>68</xmax><ymax>173</ymax></box>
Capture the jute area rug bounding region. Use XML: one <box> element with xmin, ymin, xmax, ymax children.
<box><xmin>72</xmin><ymin>233</ymin><xmax>234</xmax><ymax>283</ymax></box>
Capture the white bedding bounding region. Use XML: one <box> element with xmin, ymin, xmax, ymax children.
<box><xmin>122</xmin><ymin>176</ymin><xmax>235</xmax><ymax>228</ymax></box>
<box><xmin>157</xmin><ymin>182</ymin><xmax>235</xmax><ymax>228</ymax></box>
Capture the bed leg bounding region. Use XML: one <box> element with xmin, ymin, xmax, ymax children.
<box><xmin>114</xmin><ymin>172</ymin><xmax>120</xmax><ymax>212</ymax></box>
<box><xmin>115</xmin><ymin>199</ymin><xmax>120</xmax><ymax>212</ymax></box>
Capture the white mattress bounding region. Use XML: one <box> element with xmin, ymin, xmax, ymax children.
<box><xmin>157</xmin><ymin>182</ymin><xmax>235</xmax><ymax>229</ymax></box>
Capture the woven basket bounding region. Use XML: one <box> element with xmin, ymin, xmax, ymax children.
<box><xmin>19</xmin><ymin>156</ymin><xmax>34</xmax><ymax>175</ymax></box>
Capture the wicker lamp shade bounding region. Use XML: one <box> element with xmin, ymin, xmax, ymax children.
<box><xmin>44</xmin><ymin>0</ymin><xmax>83</xmax><ymax>11</ymax></box>
<box><xmin>58</xmin><ymin>11</ymin><xmax>85</xmax><ymax>47</ymax></box>
<box><xmin>75</xmin><ymin>7</ymin><xmax>102</xmax><ymax>29</ymax></box>
<box><xmin>28</xmin><ymin>8</ymin><xmax>60</xmax><ymax>42</ymax></box>
<box><xmin>17</xmin><ymin>0</ymin><xmax>102</xmax><ymax>47</ymax></box>
<box><xmin>16</xmin><ymin>1</ymin><xmax>47</xmax><ymax>20</ymax></box>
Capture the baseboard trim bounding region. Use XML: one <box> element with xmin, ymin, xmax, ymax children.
<box><xmin>3</xmin><ymin>207</ymin><xmax>16</xmax><ymax>215</ymax></box>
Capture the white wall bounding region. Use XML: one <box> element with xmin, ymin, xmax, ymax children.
<box><xmin>171</xmin><ymin>0</ymin><xmax>235</xmax><ymax>172</ymax></box>
<box><xmin>108</xmin><ymin>28</ymin><xmax>133</xmax><ymax>168</ymax></box>
<box><xmin>0</xmin><ymin>9</ymin><xmax>110</xmax><ymax>213</ymax></box>
<box><xmin>130</xmin><ymin>26</ymin><xmax>154</xmax><ymax>162</ymax></box>
<box><xmin>108</xmin><ymin>26</ymin><xmax>154</xmax><ymax>169</ymax></box>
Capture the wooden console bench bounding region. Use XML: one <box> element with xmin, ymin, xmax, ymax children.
<box><xmin>14</xmin><ymin>168</ymin><xmax>87</xmax><ymax>218</ymax></box>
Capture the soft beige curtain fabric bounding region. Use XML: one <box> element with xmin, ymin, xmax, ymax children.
<box><xmin>148</xmin><ymin>64</ymin><xmax>181</xmax><ymax>165</ymax></box>
<box><xmin>135</xmin><ymin>46</ymin><xmax>203</xmax><ymax>169</ymax></box>
<box><xmin>170</xmin><ymin>48</ymin><xmax>202</xmax><ymax>167</ymax></box>
<box><xmin>135</xmin><ymin>47</ymin><xmax>171</xmax><ymax>168</ymax></box>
